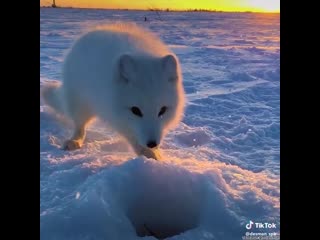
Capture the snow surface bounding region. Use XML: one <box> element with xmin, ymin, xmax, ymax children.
<box><xmin>40</xmin><ymin>8</ymin><xmax>280</xmax><ymax>240</ymax></box>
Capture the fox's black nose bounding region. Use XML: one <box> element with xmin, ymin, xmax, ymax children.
<box><xmin>147</xmin><ymin>141</ymin><xmax>157</xmax><ymax>148</ymax></box>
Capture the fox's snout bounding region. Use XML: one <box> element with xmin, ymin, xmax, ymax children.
<box><xmin>146</xmin><ymin>140</ymin><xmax>158</xmax><ymax>149</ymax></box>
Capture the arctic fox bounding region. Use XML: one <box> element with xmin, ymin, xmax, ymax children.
<box><xmin>41</xmin><ymin>22</ymin><xmax>185</xmax><ymax>160</ymax></box>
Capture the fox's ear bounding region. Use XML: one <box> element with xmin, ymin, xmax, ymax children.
<box><xmin>118</xmin><ymin>54</ymin><xmax>135</xmax><ymax>83</ymax></box>
<box><xmin>162</xmin><ymin>54</ymin><xmax>178</xmax><ymax>82</ymax></box>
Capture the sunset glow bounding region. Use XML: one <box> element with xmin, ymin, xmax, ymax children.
<box><xmin>246</xmin><ymin>0</ymin><xmax>280</xmax><ymax>12</ymax></box>
<box><xmin>40</xmin><ymin>0</ymin><xmax>280</xmax><ymax>13</ymax></box>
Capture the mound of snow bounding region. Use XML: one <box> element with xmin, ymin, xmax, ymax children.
<box><xmin>41</xmin><ymin>156</ymin><xmax>279</xmax><ymax>240</ymax></box>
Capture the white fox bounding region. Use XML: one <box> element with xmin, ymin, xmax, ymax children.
<box><xmin>41</xmin><ymin>22</ymin><xmax>185</xmax><ymax>160</ymax></box>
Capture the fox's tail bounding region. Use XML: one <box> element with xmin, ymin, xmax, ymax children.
<box><xmin>41</xmin><ymin>81</ymin><xmax>65</xmax><ymax>115</ymax></box>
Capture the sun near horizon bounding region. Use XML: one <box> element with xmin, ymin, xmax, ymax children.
<box><xmin>40</xmin><ymin>0</ymin><xmax>280</xmax><ymax>13</ymax></box>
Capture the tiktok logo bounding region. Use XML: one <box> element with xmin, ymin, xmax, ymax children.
<box><xmin>246</xmin><ymin>221</ymin><xmax>254</xmax><ymax>230</ymax></box>
<box><xmin>245</xmin><ymin>220</ymin><xmax>277</xmax><ymax>230</ymax></box>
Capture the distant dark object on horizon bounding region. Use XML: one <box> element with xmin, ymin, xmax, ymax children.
<box><xmin>52</xmin><ymin>0</ymin><xmax>57</xmax><ymax>8</ymax></box>
<box><xmin>144</xmin><ymin>16</ymin><xmax>147</xmax><ymax>21</ymax></box>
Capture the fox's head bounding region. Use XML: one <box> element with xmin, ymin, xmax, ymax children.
<box><xmin>111</xmin><ymin>53</ymin><xmax>185</xmax><ymax>150</ymax></box>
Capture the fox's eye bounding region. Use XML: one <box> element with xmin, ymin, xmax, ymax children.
<box><xmin>131</xmin><ymin>106</ymin><xmax>143</xmax><ymax>117</ymax></box>
<box><xmin>158</xmin><ymin>106</ymin><xmax>167</xmax><ymax>117</ymax></box>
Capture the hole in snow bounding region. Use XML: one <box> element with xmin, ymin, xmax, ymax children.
<box><xmin>127</xmin><ymin>199</ymin><xmax>200</xmax><ymax>239</ymax></box>
<box><xmin>123</xmin><ymin>160</ymin><xmax>206</xmax><ymax>239</ymax></box>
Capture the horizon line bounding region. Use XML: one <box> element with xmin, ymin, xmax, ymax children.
<box><xmin>40</xmin><ymin>6</ymin><xmax>280</xmax><ymax>14</ymax></box>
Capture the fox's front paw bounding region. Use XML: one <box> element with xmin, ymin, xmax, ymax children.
<box><xmin>142</xmin><ymin>148</ymin><xmax>162</xmax><ymax>160</ymax></box>
<box><xmin>62</xmin><ymin>140</ymin><xmax>82</xmax><ymax>151</ymax></box>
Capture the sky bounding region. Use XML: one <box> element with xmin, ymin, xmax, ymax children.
<box><xmin>40</xmin><ymin>0</ymin><xmax>280</xmax><ymax>13</ymax></box>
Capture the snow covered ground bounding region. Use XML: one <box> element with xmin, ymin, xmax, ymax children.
<box><xmin>40</xmin><ymin>8</ymin><xmax>280</xmax><ymax>240</ymax></box>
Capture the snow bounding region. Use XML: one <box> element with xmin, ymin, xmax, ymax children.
<box><xmin>40</xmin><ymin>8</ymin><xmax>280</xmax><ymax>240</ymax></box>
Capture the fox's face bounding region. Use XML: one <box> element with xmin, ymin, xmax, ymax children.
<box><xmin>112</xmin><ymin>53</ymin><xmax>185</xmax><ymax>149</ymax></box>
